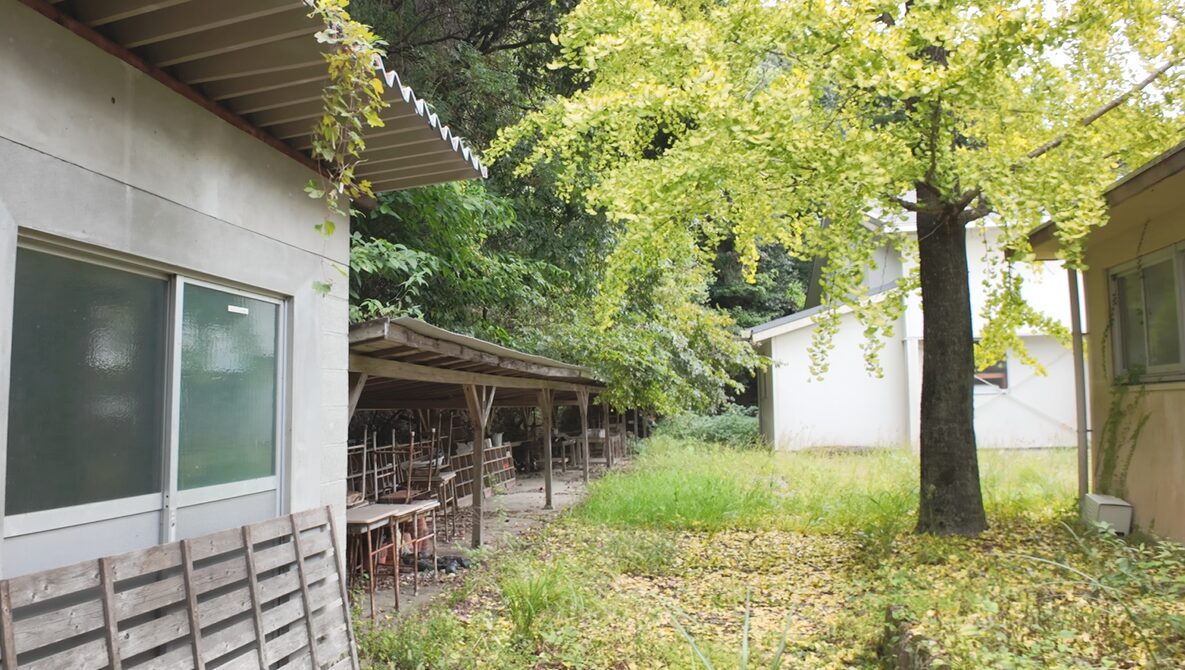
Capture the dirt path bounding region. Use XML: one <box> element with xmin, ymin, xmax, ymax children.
<box><xmin>368</xmin><ymin>466</ymin><xmax>603</xmax><ymax>616</ymax></box>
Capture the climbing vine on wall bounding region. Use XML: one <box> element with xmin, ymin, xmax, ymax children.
<box><xmin>306</xmin><ymin>0</ymin><xmax>389</xmax><ymax>238</ymax></box>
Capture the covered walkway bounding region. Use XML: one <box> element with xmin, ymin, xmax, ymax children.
<box><xmin>347</xmin><ymin>318</ymin><xmax>629</xmax><ymax>547</ymax></box>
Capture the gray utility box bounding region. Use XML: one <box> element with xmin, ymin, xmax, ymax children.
<box><xmin>1081</xmin><ymin>493</ymin><xmax>1133</xmax><ymax>536</ymax></box>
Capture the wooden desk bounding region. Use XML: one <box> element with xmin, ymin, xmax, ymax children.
<box><xmin>346</xmin><ymin>501</ymin><xmax>440</xmax><ymax>615</ymax></box>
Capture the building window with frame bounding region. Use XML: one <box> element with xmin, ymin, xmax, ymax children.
<box><xmin>1111</xmin><ymin>248</ymin><xmax>1184</xmax><ymax>380</ymax></box>
<box><xmin>6</xmin><ymin>249</ymin><xmax>168</xmax><ymax>515</ymax></box>
<box><xmin>5</xmin><ymin>246</ymin><xmax>286</xmax><ymax>537</ymax></box>
<box><xmin>974</xmin><ymin>358</ymin><xmax>1009</xmax><ymax>390</ymax></box>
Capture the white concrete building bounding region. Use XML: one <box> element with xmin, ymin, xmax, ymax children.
<box><xmin>0</xmin><ymin>0</ymin><xmax>483</xmax><ymax>576</ymax></box>
<box><xmin>753</xmin><ymin>225</ymin><xmax>1080</xmax><ymax>451</ymax></box>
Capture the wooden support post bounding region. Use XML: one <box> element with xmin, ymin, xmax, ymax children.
<box><xmin>463</xmin><ymin>384</ymin><xmax>496</xmax><ymax>548</ymax></box>
<box><xmin>348</xmin><ymin>373</ymin><xmax>369</xmax><ymax>421</ymax></box>
<box><xmin>540</xmin><ymin>389</ymin><xmax>554</xmax><ymax>510</ymax></box>
<box><xmin>602</xmin><ymin>401</ymin><xmax>612</xmax><ymax>469</ymax></box>
<box><xmin>577</xmin><ymin>389</ymin><xmax>590</xmax><ymax>484</ymax></box>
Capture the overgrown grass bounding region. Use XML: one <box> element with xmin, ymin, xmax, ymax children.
<box><xmin>576</xmin><ymin>436</ymin><xmax>1075</xmax><ymax>534</ymax></box>
<box><xmin>355</xmin><ymin>437</ymin><xmax>1183</xmax><ymax>669</ymax></box>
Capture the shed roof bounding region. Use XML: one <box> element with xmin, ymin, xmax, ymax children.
<box><xmin>22</xmin><ymin>0</ymin><xmax>485</xmax><ymax>192</ymax></box>
<box><xmin>1028</xmin><ymin>139</ymin><xmax>1185</xmax><ymax>259</ymax></box>
<box><xmin>748</xmin><ymin>282</ymin><xmax>899</xmax><ymax>342</ymax></box>
<box><xmin>349</xmin><ymin>318</ymin><xmax>605</xmax><ymax>411</ymax></box>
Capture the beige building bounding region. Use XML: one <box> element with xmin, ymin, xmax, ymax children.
<box><xmin>0</xmin><ymin>0</ymin><xmax>483</xmax><ymax>576</ymax></box>
<box><xmin>1033</xmin><ymin>140</ymin><xmax>1185</xmax><ymax>542</ymax></box>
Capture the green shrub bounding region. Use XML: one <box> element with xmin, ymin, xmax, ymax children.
<box><xmin>498</xmin><ymin>559</ymin><xmax>585</xmax><ymax>643</ymax></box>
<box><xmin>654</xmin><ymin>405</ymin><xmax>762</xmax><ymax>447</ymax></box>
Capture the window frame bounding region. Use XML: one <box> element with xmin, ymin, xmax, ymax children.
<box><xmin>1109</xmin><ymin>245</ymin><xmax>1185</xmax><ymax>383</ymax></box>
<box><xmin>973</xmin><ymin>357</ymin><xmax>1009</xmax><ymax>393</ymax></box>
<box><xmin>165</xmin><ymin>277</ymin><xmax>286</xmax><ymax>536</ymax></box>
<box><xmin>5</xmin><ymin>241</ymin><xmax>288</xmax><ymax>539</ymax></box>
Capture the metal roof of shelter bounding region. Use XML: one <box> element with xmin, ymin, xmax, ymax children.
<box><xmin>348</xmin><ymin>318</ymin><xmax>605</xmax><ymax>413</ymax></box>
<box><xmin>22</xmin><ymin>0</ymin><xmax>485</xmax><ymax>192</ymax></box>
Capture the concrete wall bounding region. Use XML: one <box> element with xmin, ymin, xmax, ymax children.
<box><xmin>1084</xmin><ymin>162</ymin><xmax>1185</xmax><ymax>542</ymax></box>
<box><xmin>0</xmin><ymin>2</ymin><xmax>349</xmax><ymax>574</ymax></box>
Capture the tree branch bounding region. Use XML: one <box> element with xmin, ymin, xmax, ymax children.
<box><xmin>1026</xmin><ymin>56</ymin><xmax>1181</xmax><ymax>161</ymax></box>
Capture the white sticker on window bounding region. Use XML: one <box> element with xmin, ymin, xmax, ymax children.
<box><xmin>227</xmin><ymin>305</ymin><xmax>250</xmax><ymax>315</ymax></box>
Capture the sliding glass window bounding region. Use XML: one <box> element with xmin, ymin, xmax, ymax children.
<box><xmin>6</xmin><ymin>249</ymin><xmax>167</xmax><ymax>515</ymax></box>
<box><xmin>178</xmin><ymin>284</ymin><xmax>279</xmax><ymax>490</ymax></box>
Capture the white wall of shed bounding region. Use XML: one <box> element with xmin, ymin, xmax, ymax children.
<box><xmin>765</xmin><ymin>310</ymin><xmax>910</xmax><ymax>450</ymax></box>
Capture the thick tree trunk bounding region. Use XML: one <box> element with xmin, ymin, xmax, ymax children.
<box><xmin>914</xmin><ymin>184</ymin><xmax>987</xmax><ymax>536</ymax></box>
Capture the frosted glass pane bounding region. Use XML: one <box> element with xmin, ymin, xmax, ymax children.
<box><xmin>7</xmin><ymin>249</ymin><xmax>167</xmax><ymax>514</ymax></box>
<box><xmin>178</xmin><ymin>284</ymin><xmax>278</xmax><ymax>490</ymax></box>
<box><xmin>1143</xmin><ymin>259</ymin><xmax>1180</xmax><ymax>367</ymax></box>
<box><xmin>1116</xmin><ymin>272</ymin><xmax>1146</xmax><ymax>371</ymax></box>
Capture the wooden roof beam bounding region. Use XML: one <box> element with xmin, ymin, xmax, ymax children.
<box><xmin>200</xmin><ymin>64</ymin><xmax>327</xmax><ymax>101</ymax></box>
<box><xmin>103</xmin><ymin>0</ymin><xmax>305</xmax><ymax>48</ymax></box>
<box><xmin>351</xmin><ymin>320</ymin><xmax>586</xmax><ymax>380</ymax></box>
<box><xmin>367</xmin><ymin>168</ymin><xmax>488</xmax><ymax>192</ymax></box>
<box><xmin>71</xmin><ymin>0</ymin><xmax>190</xmax><ymax>27</ymax></box>
<box><xmin>174</xmin><ymin>37</ymin><xmax>323</xmax><ymax>84</ymax></box>
<box><xmin>144</xmin><ymin>10</ymin><xmax>318</xmax><ymax>67</ymax></box>
<box><xmin>349</xmin><ymin>354</ymin><xmax>600</xmax><ymax>393</ymax></box>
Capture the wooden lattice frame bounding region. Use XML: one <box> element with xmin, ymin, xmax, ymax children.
<box><xmin>0</xmin><ymin>507</ymin><xmax>358</xmax><ymax>670</ymax></box>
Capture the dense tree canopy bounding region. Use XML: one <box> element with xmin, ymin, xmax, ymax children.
<box><xmin>345</xmin><ymin>0</ymin><xmax>765</xmax><ymax>412</ymax></box>
<box><xmin>492</xmin><ymin>0</ymin><xmax>1184</xmax><ymax>533</ymax></box>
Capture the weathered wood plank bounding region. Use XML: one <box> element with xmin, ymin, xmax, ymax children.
<box><xmin>110</xmin><ymin>542</ymin><xmax>181</xmax><ymax>582</ymax></box>
<box><xmin>250</xmin><ymin>516</ymin><xmax>295</xmax><ymax>544</ymax></box>
<box><xmin>290</xmin><ymin>514</ymin><xmax>321</xmax><ymax>669</ymax></box>
<box><xmin>261</xmin><ymin>597</ymin><xmax>305</xmax><ymax>636</ymax></box>
<box><xmin>185</xmin><ymin>527</ymin><xmax>244</xmax><ymax>563</ymax></box>
<box><xmin>197</xmin><ymin>584</ymin><xmax>254</xmax><ymax>630</ymax></box>
<box><xmin>326</xmin><ymin>508</ymin><xmax>361</xmax><ymax>670</ymax></box>
<box><xmin>98</xmin><ymin>558</ymin><xmax>123</xmax><ymax>670</ymax></box>
<box><xmin>0</xmin><ymin>581</ymin><xmax>19</xmax><ymax>669</ymax></box>
<box><xmin>119</xmin><ymin>608</ymin><xmax>190</xmax><ymax>658</ymax></box>
<box><xmin>115</xmin><ymin>575</ymin><xmax>187</xmax><ymax>621</ymax></box>
<box><xmin>263</xmin><ymin>624</ymin><xmax>309</xmax><ymax>664</ymax></box>
<box><xmin>8</xmin><ymin>562</ymin><xmax>100</xmax><ymax>608</ymax></box>
<box><xmin>179</xmin><ymin>540</ymin><xmax>206</xmax><ymax>670</ymax></box>
<box><xmin>293</xmin><ymin>507</ymin><xmax>331</xmax><ymax>533</ymax></box>
<box><xmin>20</xmin><ymin>636</ymin><xmax>109</xmax><ymax>670</ymax></box>
<box><xmin>198</xmin><ymin>617</ymin><xmax>256</xmax><ymax>666</ymax></box>
<box><xmin>129</xmin><ymin>643</ymin><xmax>197</xmax><ymax>670</ymax></box>
<box><xmin>12</xmin><ymin>597</ymin><xmax>104</xmax><ymax>652</ymax></box>
<box><xmin>241</xmin><ymin>525</ymin><xmax>270</xmax><ymax>670</ymax></box>
<box><xmin>252</xmin><ymin>539</ymin><xmax>298</xmax><ymax>574</ymax></box>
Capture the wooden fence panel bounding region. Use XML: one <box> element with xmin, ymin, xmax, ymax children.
<box><xmin>0</xmin><ymin>507</ymin><xmax>357</xmax><ymax>670</ymax></box>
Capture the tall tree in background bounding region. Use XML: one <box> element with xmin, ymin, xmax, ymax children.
<box><xmin>345</xmin><ymin>0</ymin><xmax>762</xmax><ymax>413</ymax></box>
<box><xmin>494</xmin><ymin>0</ymin><xmax>1184</xmax><ymax>534</ymax></box>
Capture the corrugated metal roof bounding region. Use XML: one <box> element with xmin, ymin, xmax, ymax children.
<box><xmin>386</xmin><ymin>317</ymin><xmax>588</xmax><ymax>375</ymax></box>
<box><xmin>31</xmin><ymin>0</ymin><xmax>485</xmax><ymax>192</ymax></box>
<box><xmin>749</xmin><ymin>281</ymin><xmax>899</xmax><ymax>342</ymax></box>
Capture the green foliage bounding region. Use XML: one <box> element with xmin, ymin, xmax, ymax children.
<box><xmin>710</xmin><ymin>239</ymin><xmax>809</xmax><ymax>329</ymax></box>
<box><xmin>498</xmin><ymin>558</ymin><xmax>586</xmax><ymax>643</ymax></box>
<box><xmin>348</xmin><ymin>233</ymin><xmax>438</xmax><ymax>322</ymax></box>
<box><xmin>342</xmin><ymin>0</ymin><xmax>762</xmax><ymax>415</ymax></box>
<box><xmin>1095</xmin><ymin>372</ymin><xmax>1152</xmax><ymax>499</ymax></box>
<box><xmin>354</xmin><ymin>608</ymin><xmax>463</xmax><ymax>669</ymax></box>
<box><xmin>654</xmin><ymin>406</ymin><xmax>761</xmax><ymax>447</ymax></box>
<box><xmin>491</xmin><ymin>0</ymin><xmax>1183</xmax><ymax>394</ymax></box>
<box><xmin>306</xmin><ymin>0</ymin><xmax>389</xmax><ymax>232</ymax></box>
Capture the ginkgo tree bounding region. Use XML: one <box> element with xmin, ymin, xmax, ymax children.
<box><xmin>493</xmin><ymin>0</ymin><xmax>1184</xmax><ymax>535</ymax></box>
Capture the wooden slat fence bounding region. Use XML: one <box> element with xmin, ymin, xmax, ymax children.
<box><xmin>0</xmin><ymin>507</ymin><xmax>358</xmax><ymax>670</ymax></box>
